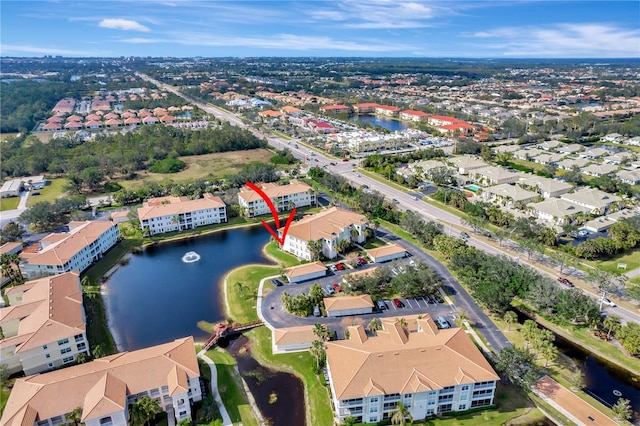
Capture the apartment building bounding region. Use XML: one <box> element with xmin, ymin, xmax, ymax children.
<box><xmin>446</xmin><ymin>155</ymin><xmax>489</xmax><ymax>175</ymax></box>
<box><xmin>468</xmin><ymin>166</ymin><xmax>522</xmax><ymax>186</ymax></box>
<box><xmin>399</xmin><ymin>110</ymin><xmax>429</xmax><ymax>122</ymax></box>
<box><xmin>374</xmin><ymin>105</ymin><xmax>400</xmax><ymax>117</ymax></box>
<box><xmin>1</xmin><ymin>337</ymin><xmax>202</xmax><ymax>426</ymax></box>
<box><xmin>238</xmin><ymin>180</ymin><xmax>315</xmax><ymax>218</ymax></box>
<box><xmin>560</xmin><ymin>188</ymin><xmax>621</xmax><ymax>215</ymax></box>
<box><xmin>482</xmin><ymin>184</ymin><xmax>539</xmax><ymax>209</ymax></box>
<box><xmin>325</xmin><ymin>315</ymin><xmax>499</xmax><ymax>424</ymax></box>
<box><xmin>138</xmin><ymin>193</ymin><xmax>227</xmax><ymax>236</ymax></box>
<box><xmin>353</xmin><ymin>103</ymin><xmax>380</xmax><ymax>114</ymax></box>
<box><xmin>280</xmin><ymin>207</ymin><xmax>367</xmax><ymax>260</ymax></box>
<box><xmin>20</xmin><ymin>221</ymin><xmax>120</xmax><ymax>279</ymax></box>
<box><xmin>0</xmin><ymin>272</ymin><xmax>89</xmax><ymax>375</ymax></box>
<box><xmin>527</xmin><ymin>198</ymin><xmax>591</xmax><ymax>225</ymax></box>
<box><xmin>320</xmin><ymin>104</ymin><xmax>350</xmax><ymax>114</ymax></box>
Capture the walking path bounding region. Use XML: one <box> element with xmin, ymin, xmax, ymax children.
<box><xmin>532</xmin><ymin>376</ymin><xmax>616</xmax><ymax>426</ymax></box>
<box><xmin>197</xmin><ymin>350</ymin><xmax>233</xmax><ymax>426</ymax></box>
<box><xmin>625</xmin><ymin>266</ymin><xmax>640</xmax><ymax>278</ymax></box>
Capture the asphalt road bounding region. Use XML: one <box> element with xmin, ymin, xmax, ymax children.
<box><xmin>138</xmin><ymin>73</ymin><xmax>640</xmax><ymax>327</ymax></box>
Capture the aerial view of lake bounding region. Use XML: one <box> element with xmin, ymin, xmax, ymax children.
<box><xmin>350</xmin><ymin>114</ymin><xmax>409</xmax><ymax>131</ymax></box>
<box><xmin>104</xmin><ymin>226</ymin><xmax>269</xmax><ymax>351</ymax></box>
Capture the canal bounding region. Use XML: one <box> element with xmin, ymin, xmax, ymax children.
<box><xmin>350</xmin><ymin>114</ymin><xmax>409</xmax><ymax>131</ymax></box>
<box><xmin>104</xmin><ymin>225</ymin><xmax>269</xmax><ymax>351</ymax></box>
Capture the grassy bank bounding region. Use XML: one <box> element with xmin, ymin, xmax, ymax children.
<box><xmin>0</xmin><ymin>197</ymin><xmax>20</xmax><ymax>211</ymax></box>
<box><xmin>83</xmin><ymin>286</ymin><xmax>116</xmax><ymax>356</ymax></box>
<box><xmin>205</xmin><ymin>349</ymin><xmax>258</xmax><ymax>426</ymax></box>
<box><xmin>226</xmin><ymin>264</ymin><xmax>279</xmax><ymax>323</ymax></box>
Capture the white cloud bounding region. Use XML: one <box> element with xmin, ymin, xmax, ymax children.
<box><xmin>462</xmin><ymin>23</ymin><xmax>640</xmax><ymax>57</ymax></box>
<box><xmin>99</xmin><ymin>18</ymin><xmax>150</xmax><ymax>32</ymax></box>
<box><xmin>0</xmin><ymin>44</ymin><xmax>104</xmax><ymax>56</ymax></box>
<box><xmin>119</xmin><ymin>32</ymin><xmax>411</xmax><ymax>52</ymax></box>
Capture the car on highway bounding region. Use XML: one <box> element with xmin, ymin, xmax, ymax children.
<box><xmin>362</xmin><ymin>184</ymin><xmax>369</xmax><ymax>189</ymax></box>
<box><xmin>601</xmin><ymin>297</ymin><xmax>616</xmax><ymax>307</ymax></box>
<box><xmin>271</xmin><ymin>278</ymin><xmax>284</xmax><ymax>287</ymax></box>
<box><xmin>557</xmin><ymin>277</ymin><xmax>574</xmax><ymax>288</ymax></box>
<box><xmin>411</xmin><ymin>196</ymin><xmax>419</xmax><ymax>201</ymax></box>
<box><xmin>460</xmin><ymin>231</ymin><xmax>470</xmax><ymax>239</ymax></box>
<box><xmin>342</xmin><ymin>158</ymin><xmax>349</xmax><ymax>162</ymax></box>
<box><xmin>393</xmin><ymin>298</ymin><xmax>404</xmax><ymax>308</ymax></box>
<box><xmin>333</xmin><ymin>283</ymin><xmax>343</xmax><ymax>292</ymax></box>
<box><xmin>392</xmin><ymin>198</ymin><xmax>399</xmax><ymax>203</ymax></box>
<box><xmin>330</xmin><ymin>162</ymin><xmax>337</xmax><ymax>166</ymax></box>
<box><xmin>325</xmin><ymin>284</ymin><xmax>335</xmax><ymax>295</ymax></box>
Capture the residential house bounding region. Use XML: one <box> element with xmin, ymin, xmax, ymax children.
<box><xmin>556</xmin><ymin>157</ymin><xmax>590</xmax><ymax>171</ymax></box>
<box><xmin>237</xmin><ymin>180</ymin><xmax>314</xmax><ymax>218</ymax></box>
<box><xmin>531</xmin><ymin>153</ymin><xmax>565</xmax><ymax>165</ymax></box>
<box><xmin>560</xmin><ymin>188</ymin><xmax>621</xmax><ymax>215</ymax></box>
<box><xmin>616</xmin><ymin>169</ymin><xmax>640</xmax><ymax>185</ymax></box>
<box><xmin>537</xmin><ymin>140</ymin><xmax>563</xmax><ymax>151</ymax></box>
<box><xmin>20</xmin><ymin>221</ymin><xmax>120</xmax><ymax>279</ymax></box>
<box><xmin>0</xmin><ymin>272</ymin><xmax>89</xmax><ymax>375</ymax></box>
<box><xmin>325</xmin><ymin>315</ymin><xmax>499</xmax><ymax>424</ymax></box>
<box><xmin>583</xmin><ymin>209</ymin><xmax>639</xmax><ymax>233</ymax></box>
<box><xmin>518</xmin><ymin>176</ymin><xmax>573</xmax><ymax>199</ymax></box>
<box><xmin>0</xmin><ymin>179</ymin><xmax>22</xmax><ymax>198</ymax></box>
<box><xmin>426</xmin><ymin>115</ymin><xmax>460</xmax><ymax>127</ymax></box>
<box><xmin>492</xmin><ymin>145</ymin><xmax>519</xmax><ymax>154</ymax></box>
<box><xmin>527</xmin><ymin>199</ymin><xmax>591</xmax><ymax>225</ymax></box>
<box><xmin>19</xmin><ymin>176</ymin><xmax>46</xmax><ymax>190</ymax></box>
<box><xmin>579</xmin><ymin>148</ymin><xmax>609</xmax><ymax>159</ymax></box>
<box><xmin>512</xmin><ymin>148</ymin><xmax>543</xmax><ymax>161</ymax></box>
<box><xmin>582</xmin><ymin>163</ymin><xmax>618</xmax><ymax>177</ymax></box>
<box><xmin>603</xmin><ymin>152</ymin><xmax>634</xmax><ymax>165</ymax></box>
<box><xmin>308</xmin><ymin>119</ymin><xmax>336</xmax><ymax>133</ymax></box>
<box><xmin>482</xmin><ymin>184</ymin><xmax>539</xmax><ymax>209</ymax></box>
<box><xmin>1</xmin><ymin>337</ymin><xmax>202</xmax><ymax>426</ymax></box>
<box><xmin>468</xmin><ymin>166</ymin><xmax>522</xmax><ymax>186</ymax></box>
<box><xmin>42</xmin><ymin>122</ymin><xmax>62</xmax><ymax>131</ymax></box>
<box><xmin>280</xmin><ymin>207</ymin><xmax>367</xmax><ymax>261</ymax></box>
<box><xmin>0</xmin><ymin>242</ymin><xmax>23</xmax><ymax>256</ymax></box>
<box><xmin>556</xmin><ymin>143</ymin><xmax>585</xmax><ymax>154</ymax></box>
<box><xmin>626</xmin><ymin>137</ymin><xmax>640</xmax><ymax>146</ymax></box>
<box><xmin>446</xmin><ymin>155</ymin><xmax>489</xmax><ymax>175</ymax></box>
<box><xmin>137</xmin><ymin>193</ymin><xmax>227</xmax><ymax>236</ymax></box>
<box><xmin>324</xmin><ymin>295</ymin><xmax>374</xmax><ymax>317</ymax></box>
<box><xmin>602</xmin><ymin>133</ymin><xmax>624</xmax><ymax>143</ymax></box>
<box><xmin>280</xmin><ymin>105</ymin><xmax>302</xmax><ymax>116</ymax></box>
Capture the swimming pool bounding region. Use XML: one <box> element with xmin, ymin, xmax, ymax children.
<box><xmin>466</xmin><ymin>184</ymin><xmax>481</xmax><ymax>192</ymax></box>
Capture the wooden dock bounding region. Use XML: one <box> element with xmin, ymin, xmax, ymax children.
<box><xmin>202</xmin><ymin>320</ymin><xmax>264</xmax><ymax>351</ymax></box>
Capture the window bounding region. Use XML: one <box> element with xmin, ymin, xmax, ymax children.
<box><xmin>151</xmin><ymin>388</ymin><xmax>160</xmax><ymax>396</ymax></box>
<box><xmin>369</xmin><ymin>416</ymin><xmax>378</xmax><ymax>422</ymax></box>
<box><xmin>47</xmin><ymin>362</ymin><xmax>54</xmax><ymax>368</ymax></box>
<box><xmin>461</xmin><ymin>385</ymin><xmax>469</xmax><ymax>391</ymax></box>
<box><xmin>51</xmin><ymin>416</ymin><xmax>64</xmax><ymax>425</ymax></box>
<box><xmin>99</xmin><ymin>417</ymin><xmax>113</xmax><ymax>426</ymax></box>
<box><xmin>74</xmin><ymin>334</ymin><xmax>84</xmax><ymax>342</ymax></box>
<box><xmin>63</xmin><ymin>356</ymin><xmax>74</xmax><ymax>364</ymax></box>
<box><xmin>60</xmin><ymin>347</ymin><xmax>72</xmax><ymax>355</ymax></box>
<box><xmin>42</xmin><ymin>344</ymin><xmax>48</xmax><ymax>350</ymax></box>
<box><xmin>369</xmin><ymin>397</ymin><xmax>378</xmax><ymax>403</ymax></box>
<box><xmin>46</xmin><ymin>353</ymin><xmax>51</xmax><ymax>359</ymax></box>
<box><xmin>439</xmin><ymin>404</ymin><xmax>453</xmax><ymax>413</ymax></box>
<box><xmin>471</xmin><ymin>399</ymin><xmax>492</xmax><ymax>408</ymax></box>
<box><xmin>459</xmin><ymin>404</ymin><xmax>467</xmax><ymax>411</ymax></box>
<box><xmin>77</xmin><ymin>343</ymin><xmax>86</xmax><ymax>351</ymax></box>
<box><xmin>57</xmin><ymin>338</ymin><xmax>69</xmax><ymax>346</ymax></box>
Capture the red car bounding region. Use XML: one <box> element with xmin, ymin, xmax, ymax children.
<box><xmin>333</xmin><ymin>283</ymin><xmax>343</xmax><ymax>292</ymax></box>
<box><xmin>342</xmin><ymin>158</ymin><xmax>349</xmax><ymax>162</ymax></box>
<box><xmin>358</xmin><ymin>257</ymin><xmax>367</xmax><ymax>265</ymax></box>
<box><xmin>336</xmin><ymin>263</ymin><xmax>344</xmax><ymax>270</ymax></box>
<box><xmin>557</xmin><ymin>277</ymin><xmax>574</xmax><ymax>287</ymax></box>
<box><xmin>393</xmin><ymin>298</ymin><xmax>404</xmax><ymax>308</ymax></box>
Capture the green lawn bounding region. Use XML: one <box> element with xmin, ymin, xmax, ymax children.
<box><xmin>263</xmin><ymin>241</ymin><xmax>300</xmax><ymax>268</ymax></box>
<box><xmin>226</xmin><ymin>264</ymin><xmax>280</xmax><ymax>323</ymax></box>
<box><xmin>362</xmin><ymin>238</ymin><xmax>387</xmax><ymax>249</ymax></box>
<box><xmin>0</xmin><ymin>379</ymin><xmax>16</xmax><ymax>417</ymax></box>
<box><xmin>358</xmin><ymin>168</ymin><xmax>409</xmax><ymax>192</ymax></box>
<box><xmin>83</xmin><ymin>286</ymin><xmax>117</xmax><ymax>356</ymax></box>
<box><xmin>204</xmin><ymin>349</ymin><xmax>258</xmax><ymax>426</ymax></box>
<box><xmin>588</xmin><ymin>248</ymin><xmax>640</xmax><ymax>275</ymax></box>
<box><xmin>248</xmin><ymin>327</ymin><xmax>334</xmax><ymax>426</ymax></box>
<box><xmin>0</xmin><ymin>197</ymin><xmax>20</xmax><ymax>211</ymax></box>
<box><xmin>26</xmin><ymin>178</ymin><xmax>67</xmax><ymax>207</ymax></box>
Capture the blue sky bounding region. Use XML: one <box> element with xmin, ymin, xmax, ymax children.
<box><xmin>1</xmin><ymin>1</ymin><xmax>639</xmax><ymax>58</ymax></box>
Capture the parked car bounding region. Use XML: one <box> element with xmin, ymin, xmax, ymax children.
<box><xmin>434</xmin><ymin>295</ymin><xmax>444</xmax><ymax>303</ymax></box>
<box><xmin>376</xmin><ymin>300</ymin><xmax>387</xmax><ymax>310</ymax></box>
<box><xmin>313</xmin><ymin>306</ymin><xmax>321</xmax><ymax>317</ymax></box>
<box><xmin>333</xmin><ymin>283</ymin><xmax>343</xmax><ymax>292</ymax></box>
<box><xmin>271</xmin><ymin>278</ymin><xmax>284</xmax><ymax>287</ymax></box>
<box><xmin>557</xmin><ymin>277</ymin><xmax>574</xmax><ymax>287</ymax></box>
<box><xmin>329</xmin><ymin>264</ymin><xmax>337</xmax><ymax>272</ymax></box>
<box><xmin>601</xmin><ymin>297</ymin><xmax>616</xmax><ymax>307</ymax></box>
<box><xmin>436</xmin><ymin>316</ymin><xmax>451</xmax><ymax>329</ymax></box>
<box><xmin>358</xmin><ymin>257</ymin><xmax>367</xmax><ymax>265</ymax></box>
<box><xmin>325</xmin><ymin>284</ymin><xmax>335</xmax><ymax>295</ymax></box>
<box><xmin>336</xmin><ymin>263</ymin><xmax>344</xmax><ymax>270</ymax></box>
<box><xmin>393</xmin><ymin>298</ymin><xmax>404</xmax><ymax>308</ymax></box>
<box><xmin>411</xmin><ymin>196</ymin><xmax>419</xmax><ymax>201</ymax></box>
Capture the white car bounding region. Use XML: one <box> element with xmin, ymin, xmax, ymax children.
<box><xmin>601</xmin><ymin>297</ymin><xmax>616</xmax><ymax>307</ymax></box>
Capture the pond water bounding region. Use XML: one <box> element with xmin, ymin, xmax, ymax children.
<box><xmin>350</xmin><ymin>114</ymin><xmax>409</xmax><ymax>131</ymax></box>
<box><xmin>223</xmin><ymin>336</ymin><xmax>306</xmax><ymax>426</ymax></box>
<box><xmin>104</xmin><ymin>226</ymin><xmax>269</xmax><ymax>351</ymax></box>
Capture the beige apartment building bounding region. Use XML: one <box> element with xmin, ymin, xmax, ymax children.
<box><xmin>0</xmin><ymin>272</ymin><xmax>89</xmax><ymax>376</ymax></box>
<box><xmin>20</xmin><ymin>221</ymin><xmax>120</xmax><ymax>279</ymax></box>
<box><xmin>280</xmin><ymin>207</ymin><xmax>367</xmax><ymax>260</ymax></box>
<box><xmin>138</xmin><ymin>193</ymin><xmax>227</xmax><ymax>236</ymax></box>
<box><xmin>1</xmin><ymin>337</ymin><xmax>202</xmax><ymax>426</ymax></box>
<box><xmin>237</xmin><ymin>180</ymin><xmax>315</xmax><ymax>218</ymax></box>
<box><xmin>325</xmin><ymin>315</ymin><xmax>499</xmax><ymax>424</ymax></box>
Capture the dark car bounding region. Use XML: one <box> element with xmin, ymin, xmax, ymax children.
<box><xmin>557</xmin><ymin>277</ymin><xmax>574</xmax><ymax>287</ymax></box>
<box><xmin>271</xmin><ymin>278</ymin><xmax>284</xmax><ymax>287</ymax></box>
<box><xmin>393</xmin><ymin>298</ymin><xmax>404</xmax><ymax>308</ymax></box>
<box><xmin>434</xmin><ymin>295</ymin><xmax>444</xmax><ymax>303</ymax></box>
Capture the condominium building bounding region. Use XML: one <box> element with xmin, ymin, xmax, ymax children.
<box><xmin>560</xmin><ymin>187</ymin><xmax>622</xmax><ymax>215</ymax></box>
<box><xmin>237</xmin><ymin>180</ymin><xmax>315</xmax><ymax>218</ymax></box>
<box><xmin>325</xmin><ymin>315</ymin><xmax>499</xmax><ymax>424</ymax></box>
<box><xmin>280</xmin><ymin>207</ymin><xmax>367</xmax><ymax>260</ymax></box>
<box><xmin>138</xmin><ymin>193</ymin><xmax>227</xmax><ymax>236</ymax></box>
<box><xmin>20</xmin><ymin>221</ymin><xmax>120</xmax><ymax>279</ymax></box>
<box><xmin>1</xmin><ymin>337</ymin><xmax>202</xmax><ymax>426</ymax></box>
<box><xmin>0</xmin><ymin>272</ymin><xmax>89</xmax><ymax>375</ymax></box>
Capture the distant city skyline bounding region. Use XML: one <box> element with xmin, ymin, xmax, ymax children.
<box><xmin>1</xmin><ymin>1</ymin><xmax>639</xmax><ymax>58</ymax></box>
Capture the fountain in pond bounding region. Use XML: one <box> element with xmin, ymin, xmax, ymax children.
<box><xmin>182</xmin><ymin>251</ymin><xmax>201</xmax><ymax>263</ymax></box>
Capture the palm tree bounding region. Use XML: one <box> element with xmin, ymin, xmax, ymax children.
<box><xmin>603</xmin><ymin>315</ymin><xmax>621</xmax><ymax>341</ymax></box>
<box><xmin>503</xmin><ymin>311</ymin><xmax>517</xmax><ymax>331</ymax></box>
<box><xmin>309</xmin><ymin>340</ymin><xmax>325</xmax><ymax>370</ymax></box>
<box><xmin>367</xmin><ymin>318</ymin><xmax>381</xmax><ymax>336</ymax></box>
<box><xmin>313</xmin><ymin>323</ymin><xmax>331</xmax><ymax>342</ymax></box>
<box><xmin>390</xmin><ymin>401</ymin><xmax>413</xmax><ymax>425</ymax></box>
<box><xmin>129</xmin><ymin>396</ymin><xmax>160</xmax><ymax>426</ymax></box>
<box><xmin>539</xmin><ymin>341</ymin><xmax>558</xmax><ymax>367</ymax></box>
<box><xmin>396</xmin><ymin>318</ymin><xmax>408</xmax><ymax>331</ymax></box>
<box><xmin>65</xmin><ymin>406</ymin><xmax>83</xmax><ymax>426</ymax></box>
<box><xmin>307</xmin><ymin>240</ymin><xmax>323</xmax><ymax>260</ymax></box>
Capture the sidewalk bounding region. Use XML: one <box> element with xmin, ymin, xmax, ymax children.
<box><xmin>197</xmin><ymin>350</ymin><xmax>233</xmax><ymax>426</ymax></box>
